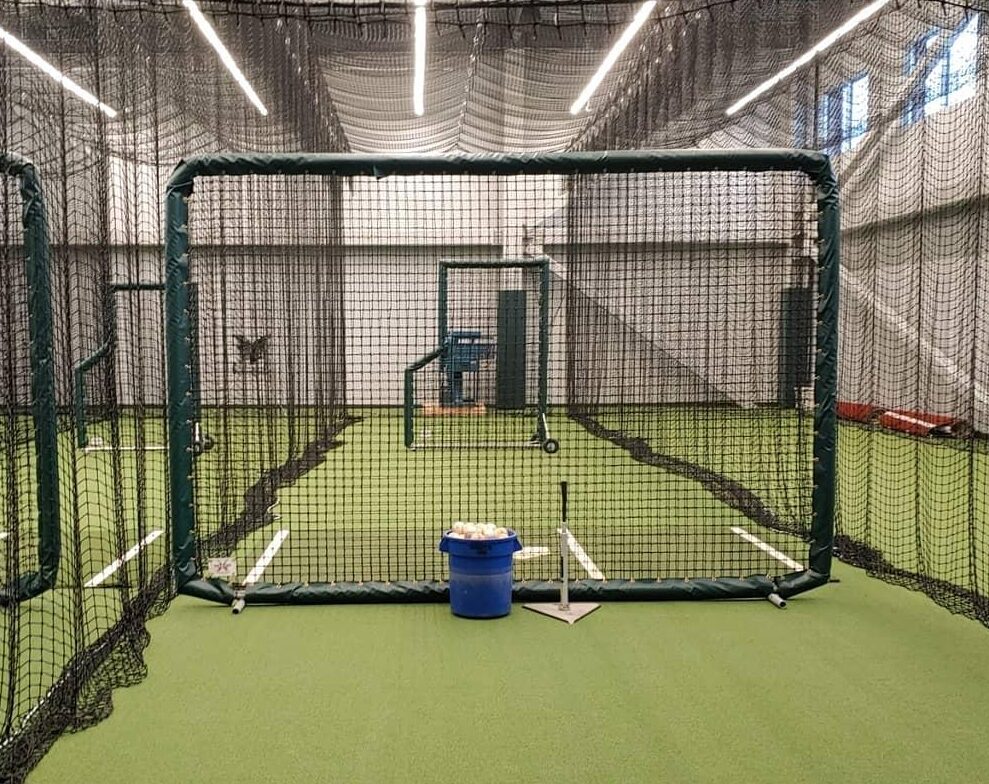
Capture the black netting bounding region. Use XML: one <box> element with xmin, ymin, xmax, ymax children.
<box><xmin>1</xmin><ymin>1</ymin><xmax>988</xmax><ymax>781</ymax></box>
<box><xmin>172</xmin><ymin>162</ymin><xmax>827</xmax><ymax>590</ymax></box>
<box><xmin>1</xmin><ymin>2</ymin><xmax>350</xmax><ymax>781</ymax></box>
<box><xmin>562</xmin><ymin>169</ymin><xmax>819</xmax><ymax>560</ymax></box>
<box><xmin>573</xmin><ymin>0</ymin><xmax>989</xmax><ymax>628</ymax></box>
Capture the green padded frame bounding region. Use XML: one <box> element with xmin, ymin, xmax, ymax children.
<box><xmin>74</xmin><ymin>281</ymin><xmax>164</xmax><ymax>449</ymax></box>
<box><xmin>0</xmin><ymin>152</ymin><xmax>60</xmax><ymax>604</ymax></box>
<box><xmin>404</xmin><ymin>257</ymin><xmax>551</xmax><ymax>449</ymax></box>
<box><xmin>164</xmin><ymin>150</ymin><xmax>839</xmax><ymax>607</ymax></box>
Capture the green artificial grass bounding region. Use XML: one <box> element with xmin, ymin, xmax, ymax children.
<box><xmin>0</xmin><ymin>422</ymin><xmax>169</xmax><ymax>734</ymax></box>
<box><xmin>195</xmin><ymin>407</ymin><xmax>812</xmax><ymax>586</ymax></box>
<box><xmin>4</xmin><ymin>407</ymin><xmax>989</xmax><ymax>781</ymax></box>
<box><xmin>839</xmin><ymin>424</ymin><xmax>989</xmax><ymax>592</ymax></box>
<box><xmin>28</xmin><ymin>562</ymin><xmax>989</xmax><ymax>784</ymax></box>
<box><xmin>192</xmin><ymin>408</ymin><xmax>989</xmax><ymax>598</ymax></box>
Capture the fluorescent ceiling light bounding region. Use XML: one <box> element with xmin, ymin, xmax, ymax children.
<box><xmin>183</xmin><ymin>0</ymin><xmax>268</xmax><ymax>116</ymax></box>
<box><xmin>0</xmin><ymin>24</ymin><xmax>117</xmax><ymax>118</ymax></box>
<box><xmin>725</xmin><ymin>0</ymin><xmax>894</xmax><ymax>116</ymax></box>
<box><xmin>413</xmin><ymin>0</ymin><xmax>427</xmax><ymax>116</ymax></box>
<box><xmin>570</xmin><ymin>0</ymin><xmax>657</xmax><ymax>115</ymax></box>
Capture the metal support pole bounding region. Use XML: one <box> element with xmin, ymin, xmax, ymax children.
<box><xmin>524</xmin><ymin>481</ymin><xmax>599</xmax><ymax>624</ymax></box>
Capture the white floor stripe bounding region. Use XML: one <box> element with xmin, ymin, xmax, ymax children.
<box><xmin>244</xmin><ymin>529</ymin><xmax>290</xmax><ymax>586</ymax></box>
<box><xmin>731</xmin><ymin>526</ymin><xmax>804</xmax><ymax>571</ymax></box>
<box><xmin>85</xmin><ymin>529</ymin><xmax>164</xmax><ymax>588</ymax></box>
<box><xmin>514</xmin><ymin>546</ymin><xmax>550</xmax><ymax>561</ymax></box>
<box><xmin>883</xmin><ymin>411</ymin><xmax>942</xmax><ymax>429</ymax></box>
<box><xmin>557</xmin><ymin>529</ymin><xmax>605</xmax><ymax>580</ymax></box>
<box><xmin>83</xmin><ymin>445</ymin><xmax>167</xmax><ymax>453</ymax></box>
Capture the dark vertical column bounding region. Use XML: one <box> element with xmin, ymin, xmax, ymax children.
<box><xmin>165</xmin><ymin>179</ymin><xmax>196</xmax><ymax>586</ymax></box>
<box><xmin>0</xmin><ymin>155</ymin><xmax>61</xmax><ymax>601</ymax></box>
<box><xmin>778</xmin><ymin>286</ymin><xmax>813</xmax><ymax>408</ymax></box>
<box><xmin>807</xmin><ymin>160</ymin><xmax>840</xmax><ymax>587</ymax></box>
<box><xmin>537</xmin><ymin>260</ymin><xmax>550</xmax><ymax>436</ymax></box>
<box><xmin>495</xmin><ymin>289</ymin><xmax>526</xmax><ymax>409</ymax></box>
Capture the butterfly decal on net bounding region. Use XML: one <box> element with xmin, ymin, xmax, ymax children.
<box><xmin>234</xmin><ymin>335</ymin><xmax>269</xmax><ymax>372</ymax></box>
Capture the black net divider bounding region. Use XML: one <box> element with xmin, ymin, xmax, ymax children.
<box><xmin>165</xmin><ymin>149</ymin><xmax>839</xmax><ymax>608</ymax></box>
<box><xmin>404</xmin><ymin>257</ymin><xmax>553</xmax><ymax>452</ymax></box>
<box><xmin>0</xmin><ymin>152</ymin><xmax>60</xmax><ymax>604</ymax></box>
<box><xmin>74</xmin><ymin>281</ymin><xmax>167</xmax><ymax>452</ymax></box>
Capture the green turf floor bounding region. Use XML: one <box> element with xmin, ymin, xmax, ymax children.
<box><xmin>190</xmin><ymin>406</ymin><xmax>818</xmax><ymax>589</ymax></box>
<box><xmin>27</xmin><ymin>561</ymin><xmax>989</xmax><ymax>784</ymax></box>
<box><xmin>0</xmin><ymin>420</ymin><xmax>170</xmax><ymax>742</ymax></box>
<box><xmin>5</xmin><ymin>409</ymin><xmax>989</xmax><ymax>781</ymax></box>
<box><xmin>192</xmin><ymin>407</ymin><xmax>988</xmax><ymax>597</ymax></box>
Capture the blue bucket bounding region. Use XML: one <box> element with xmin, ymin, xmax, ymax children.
<box><xmin>439</xmin><ymin>531</ymin><xmax>523</xmax><ymax>618</ymax></box>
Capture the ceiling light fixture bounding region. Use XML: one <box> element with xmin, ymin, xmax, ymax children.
<box><xmin>570</xmin><ymin>0</ymin><xmax>657</xmax><ymax>115</ymax></box>
<box><xmin>183</xmin><ymin>0</ymin><xmax>268</xmax><ymax>116</ymax></box>
<box><xmin>0</xmin><ymin>24</ymin><xmax>118</xmax><ymax>118</ymax></box>
<box><xmin>725</xmin><ymin>0</ymin><xmax>893</xmax><ymax>116</ymax></box>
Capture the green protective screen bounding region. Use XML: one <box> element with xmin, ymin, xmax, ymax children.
<box><xmin>164</xmin><ymin>150</ymin><xmax>838</xmax><ymax>607</ymax></box>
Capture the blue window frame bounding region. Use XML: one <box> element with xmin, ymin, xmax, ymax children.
<box><xmin>796</xmin><ymin>74</ymin><xmax>869</xmax><ymax>155</ymax></box>
<box><xmin>904</xmin><ymin>15</ymin><xmax>980</xmax><ymax>125</ymax></box>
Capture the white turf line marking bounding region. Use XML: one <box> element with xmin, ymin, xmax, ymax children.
<box><xmin>730</xmin><ymin>526</ymin><xmax>804</xmax><ymax>572</ymax></box>
<box><xmin>883</xmin><ymin>411</ymin><xmax>943</xmax><ymax>429</ymax></box>
<box><xmin>557</xmin><ymin>529</ymin><xmax>606</xmax><ymax>580</ymax></box>
<box><xmin>514</xmin><ymin>546</ymin><xmax>550</xmax><ymax>561</ymax></box>
<box><xmin>83</xmin><ymin>445</ymin><xmax>167</xmax><ymax>453</ymax></box>
<box><xmin>0</xmin><ymin>532</ymin><xmax>7</xmax><ymax>541</ymax></box>
<box><xmin>84</xmin><ymin>529</ymin><xmax>164</xmax><ymax>588</ymax></box>
<box><xmin>244</xmin><ymin>529</ymin><xmax>290</xmax><ymax>586</ymax></box>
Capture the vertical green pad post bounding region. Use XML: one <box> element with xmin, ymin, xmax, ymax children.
<box><xmin>165</xmin><ymin>177</ymin><xmax>197</xmax><ymax>587</ymax></box>
<box><xmin>808</xmin><ymin>158</ymin><xmax>840</xmax><ymax>584</ymax></box>
<box><xmin>537</xmin><ymin>259</ymin><xmax>550</xmax><ymax>439</ymax></box>
<box><xmin>403</xmin><ymin>368</ymin><xmax>415</xmax><ymax>449</ymax></box>
<box><xmin>0</xmin><ymin>153</ymin><xmax>60</xmax><ymax>602</ymax></box>
<box><xmin>188</xmin><ymin>282</ymin><xmax>201</xmax><ymax>426</ymax></box>
<box><xmin>437</xmin><ymin>264</ymin><xmax>448</xmax><ymax>354</ymax></box>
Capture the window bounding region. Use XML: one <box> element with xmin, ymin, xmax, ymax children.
<box><xmin>799</xmin><ymin>74</ymin><xmax>869</xmax><ymax>155</ymax></box>
<box><xmin>904</xmin><ymin>15</ymin><xmax>980</xmax><ymax>125</ymax></box>
<box><xmin>844</xmin><ymin>75</ymin><xmax>870</xmax><ymax>149</ymax></box>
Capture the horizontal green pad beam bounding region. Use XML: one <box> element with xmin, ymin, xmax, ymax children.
<box><xmin>168</xmin><ymin>149</ymin><xmax>839</xmax><ymax>182</ymax></box>
<box><xmin>180</xmin><ymin>571</ymin><xmax>825</xmax><ymax>606</ymax></box>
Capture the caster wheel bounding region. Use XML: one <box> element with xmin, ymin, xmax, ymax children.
<box><xmin>192</xmin><ymin>433</ymin><xmax>216</xmax><ymax>456</ymax></box>
<box><xmin>542</xmin><ymin>439</ymin><xmax>560</xmax><ymax>455</ymax></box>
